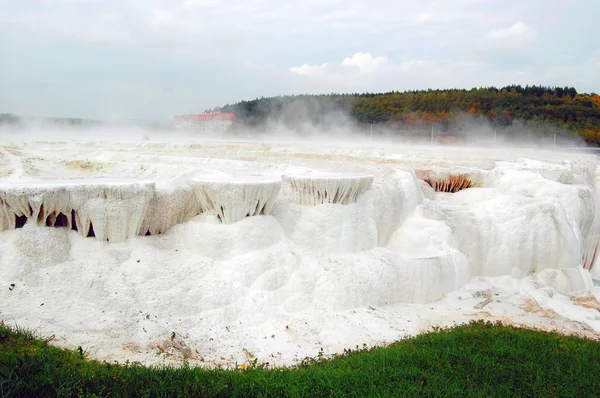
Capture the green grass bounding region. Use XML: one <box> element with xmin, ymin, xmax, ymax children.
<box><xmin>1</xmin><ymin>320</ymin><xmax>599</xmax><ymax>397</ymax></box>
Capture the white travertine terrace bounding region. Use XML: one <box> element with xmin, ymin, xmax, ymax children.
<box><xmin>583</xmin><ymin>168</ymin><xmax>600</xmax><ymax>277</ymax></box>
<box><xmin>2</xmin><ymin>140</ymin><xmax>600</xmax><ymax>369</ymax></box>
<box><xmin>189</xmin><ymin>176</ymin><xmax>282</xmax><ymax>224</ymax></box>
<box><xmin>0</xmin><ymin>176</ymin><xmax>282</xmax><ymax>240</ymax></box>
<box><xmin>0</xmin><ymin>180</ymin><xmax>154</xmax><ymax>242</ymax></box>
<box><xmin>282</xmin><ymin>172</ymin><xmax>374</xmax><ymax>206</ymax></box>
<box><xmin>140</xmin><ymin>184</ymin><xmax>200</xmax><ymax>236</ymax></box>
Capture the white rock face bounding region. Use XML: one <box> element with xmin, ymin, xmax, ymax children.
<box><xmin>583</xmin><ymin>166</ymin><xmax>600</xmax><ymax>277</ymax></box>
<box><xmin>272</xmin><ymin>171</ymin><xmax>417</xmax><ymax>253</ymax></box>
<box><xmin>386</xmin><ymin>214</ymin><xmax>472</xmax><ymax>302</ymax></box>
<box><xmin>12</xmin><ymin>226</ymin><xmax>72</xmax><ymax>274</ymax></box>
<box><xmin>2</xmin><ymin>139</ymin><xmax>600</xmax><ymax>369</ymax></box>
<box><xmin>189</xmin><ymin>177</ymin><xmax>281</xmax><ymax>224</ymax></box>
<box><xmin>283</xmin><ymin>172</ymin><xmax>374</xmax><ymax>206</ymax></box>
<box><xmin>0</xmin><ymin>180</ymin><xmax>154</xmax><ymax>242</ymax></box>
<box><xmin>0</xmin><ymin>176</ymin><xmax>282</xmax><ymax>241</ymax></box>
<box><xmin>532</xmin><ymin>268</ymin><xmax>593</xmax><ymax>295</ymax></box>
<box><xmin>141</xmin><ymin>184</ymin><xmax>200</xmax><ymax>236</ymax></box>
<box><xmin>424</xmin><ymin>168</ymin><xmax>596</xmax><ymax>294</ymax></box>
<box><xmin>183</xmin><ymin>214</ymin><xmax>284</xmax><ymax>260</ymax></box>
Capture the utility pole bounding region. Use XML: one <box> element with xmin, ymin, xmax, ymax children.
<box><xmin>553</xmin><ymin>132</ymin><xmax>556</xmax><ymax>148</ymax></box>
<box><xmin>493</xmin><ymin>129</ymin><xmax>497</xmax><ymax>146</ymax></box>
<box><xmin>370</xmin><ymin>124</ymin><xmax>373</xmax><ymax>142</ymax></box>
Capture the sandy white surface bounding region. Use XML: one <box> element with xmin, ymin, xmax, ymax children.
<box><xmin>1</xmin><ymin>135</ymin><xmax>600</xmax><ymax>368</ymax></box>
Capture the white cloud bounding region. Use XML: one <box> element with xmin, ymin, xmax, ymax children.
<box><xmin>289</xmin><ymin>63</ymin><xmax>329</xmax><ymax>76</ymax></box>
<box><xmin>289</xmin><ymin>53</ymin><xmax>491</xmax><ymax>93</ymax></box>
<box><xmin>1</xmin><ymin>0</ymin><xmax>599</xmax><ymax>118</ymax></box>
<box><xmin>290</xmin><ymin>52</ymin><xmax>387</xmax><ymax>77</ymax></box>
<box><xmin>484</xmin><ymin>21</ymin><xmax>538</xmax><ymax>43</ymax></box>
<box><xmin>341</xmin><ymin>52</ymin><xmax>388</xmax><ymax>74</ymax></box>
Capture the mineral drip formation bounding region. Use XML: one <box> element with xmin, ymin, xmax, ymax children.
<box><xmin>415</xmin><ymin>168</ymin><xmax>481</xmax><ymax>193</ymax></box>
<box><xmin>425</xmin><ymin>174</ymin><xmax>472</xmax><ymax>193</ymax></box>
<box><xmin>189</xmin><ymin>178</ymin><xmax>282</xmax><ymax>224</ymax></box>
<box><xmin>583</xmin><ymin>177</ymin><xmax>600</xmax><ymax>276</ymax></box>
<box><xmin>0</xmin><ymin>177</ymin><xmax>282</xmax><ymax>241</ymax></box>
<box><xmin>0</xmin><ymin>182</ymin><xmax>154</xmax><ymax>242</ymax></box>
<box><xmin>140</xmin><ymin>184</ymin><xmax>200</xmax><ymax>236</ymax></box>
<box><xmin>283</xmin><ymin>173</ymin><xmax>374</xmax><ymax>206</ymax></box>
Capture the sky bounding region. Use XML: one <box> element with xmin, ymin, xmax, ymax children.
<box><xmin>0</xmin><ymin>0</ymin><xmax>598</xmax><ymax>120</ymax></box>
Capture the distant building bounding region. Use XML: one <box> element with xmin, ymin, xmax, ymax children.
<box><xmin>173</xmin><ymin>112</ymin><xmax>236</xmax><ymax>132</ymax></box>
<box><xmin>212</xmin><ymin>112</ymin><xmax>236</xmax><ymax>131</ymax></box>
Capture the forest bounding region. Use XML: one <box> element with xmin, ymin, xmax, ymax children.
<box><xmin>216</xmin><ymin>86</ymin><xmax>600</xmax><ymax>145</ymax></box>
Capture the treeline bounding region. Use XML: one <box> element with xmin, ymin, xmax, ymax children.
<box><xmin>216</xmin><ymin>86</ymin><xmax>600</xmax><ymax>144</ymax></box>
<box><xmin>0</xmin><ymin>114</ymin><xmax>103</xmax><ymax>128</ymax></box>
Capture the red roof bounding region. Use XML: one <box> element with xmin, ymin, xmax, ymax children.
<box><xmin>191</xmin><ymin>114</ymin><xmax>213</xmax><ymax>120</ymax></box>
<box><xmin>213</xmin><ymin>112</ymin><xmax>236</xmax><ymax>120</ymax></box>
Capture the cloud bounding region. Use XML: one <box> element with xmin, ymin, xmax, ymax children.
<box><xmin>289</xmin><ymin>63</ymin><xmax>329</xmax><ymax>76</ymax></box>
<box><xmin>341</xmin><ymin>53</ymin><xmax>388</xmax><ymax>74</ymax></box>
<box><xmin>289</xmin><ymin>53</ymin><xmax>491</xmax><ymax>93</ymax></box>
<box><xmin>290</xmin><ymin>52</ymin><xmax>388</xmax><ymax>77</ymax></box>
<box><xmin>484</xmin><ymin>21</ymin><xmax>538</xmax><ymax>43</ymax></box>
<box><xmin>1</xmin><ymin>0</ymin><xmax>599</xmax><ymax>119</ymax></box>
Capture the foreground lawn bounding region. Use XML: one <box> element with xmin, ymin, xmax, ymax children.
<box><xmin>1</xmin><ymin>320</ymin><xmax>599</xmax><ymax>397</ymax></box>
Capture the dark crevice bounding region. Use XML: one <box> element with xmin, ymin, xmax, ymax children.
<box><xmin>15</xmin><ymin>214</ymin><xmax>27</xmax><ymax>228</ymax></box>
<box><xmin>145</xmin><ymin>230</ymin><xmax>151</xmax><ymax>236</ymax></box>
<box><xmin>55</xmin><ymin>212</ymin><xmax>69</xmax><ymax>228</ymax></box>
<box><xmin>87</xmin><ymin>222</ymin><xmax>95</xmax><ymax>238</ymax></box>
<box><xmin>37</xmin><ymin>204</ymin><xmax>45</xmax><ymax>224</ymax></box>
<box><xmin>71</xmin><ymin>210</ymin><xmax>78</xmax><ymax>231</ymax></box>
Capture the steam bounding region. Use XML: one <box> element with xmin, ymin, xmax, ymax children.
<box><xmin>0</xmin><ymin>103</ymin><xmax>591</xmax><ymax>151</ymax></box>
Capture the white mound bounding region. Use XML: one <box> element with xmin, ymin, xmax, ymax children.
<box><xmin>1</xmin><ymin>139</ymin><xmax>600</xmax><ymax>369</ymax></box>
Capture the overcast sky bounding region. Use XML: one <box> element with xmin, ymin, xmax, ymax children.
<box><xmin>0</xmin><ymin>0</ymin><xmax>598</xmax><ymax>120</ymax></box>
